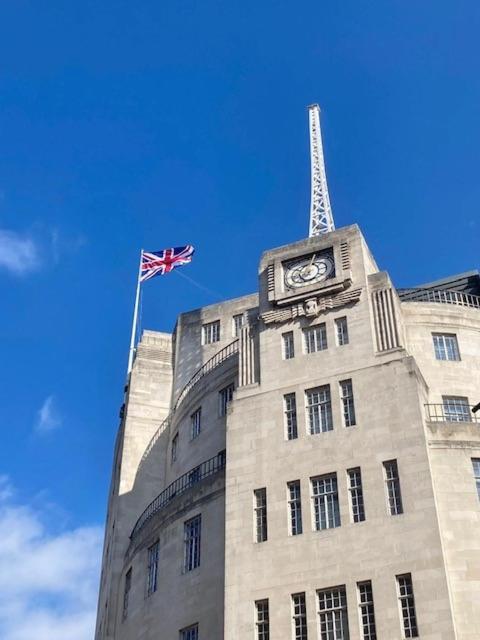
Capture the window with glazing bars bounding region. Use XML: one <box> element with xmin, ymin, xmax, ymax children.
<box><xmin>317</xmin><ymin>586</ymin><xmax>349</xmax><ymax>640</ymax></box>
<box><xmin>184</xmin><ymin>515</ymin><xmax>201</xmax><ymax>572</ymax></box>
<box><xmin>472</xmin><ymin>459</ymin><xmax>480</xmax><ymax>501</ymax></box>
<box><xmin>442</xmin><ymin>396</ymin><xmax>471</xmax><ymax>422</ymax></box>
<box><xmin>357</xmin><ymin>581</ymin><xmax>376</xmax><ymax>640</ymax></box>
<box><xmin>340</xmin><ymin>379</ymin><xmax>356</xmax><ymax>427</ymax></box>
<box><xmin>347</xmin><ymin>468</ymin><xmax>365</xmax><ymax>523</ymax></box>
<box><xmin>335</xmin><ymin>317</ymin><xmax>349</xmax><ymax>346</ymax></box>
<box><xmin>303</xmin><ymin>324</ymin><xmax>327</xmax><ymax>353</ymax></box>
<box><xmin>254</xmin><ymin>488</ymin><xmax>267</xmax><ymax>542</ymax></box>
<box><xmin>180</xmin><ymin>624</ymin><xmax>199</xmax><ymax>640</ymax></box>
<box><xmin>202</xmin><ymin>320</ymin><xmax>220</xmax><ymax>344</ymax></box>
<box><xmin>383</xmin><ymin>460</ymin><xmax>403</xmax><ymax>515</ymax></box>
<box><xmin>311</xmin><ymin>474</ymin><xmax>340</xmax><ymax>530</ymax></box>
<box><xmin>292</xmin><ymin>592</ymin><xmax>308</xmax><ymax>640</ymax></box>
<box><xmin>171</xmin><ymin>433</ymin><xmax>178</xmax><ymax>463</ymax></box>
<box><xmin>190</xmin><ymin>408</ymin><xmax>201</xmax><ymax>440</ymax></box>
<box><xmin>219</xmin><ymin>384</ymin><xmax>234</xmax><ymax>416</ymax></box>
<box><xmin>283</xmin><ymin>331</ymin><xmax>295</xmax><ymax>359</ymax></box>
<box><xmin>287</xmin><ymin>480</ymin><xmax>303</xmax><ymax>535</ymax></box>
<box><xmin>306</xmin><ymin>386</ymin><xmax>333</xmax><ymax>434</ymax></box>
<box><xmin>146</xmin><ymin>541</ymin><xmax>159</xmax><ymax>596</ymax></box>
<box><xmin>122</xmin><ymin>568</ymin><xmax>132</xmax><ymax>620</ymax></box>
<box><xmin>396</xmin><ymin>574</ymin><xmax>418</xmax><ymax>638</ymax></box>
<box><xmin>284</xmin><ymin>393</ymin><xmax>298</xmax><ymax>440</ymax></box>
<box><xmin>255</xmin><ymin>599</ymin><xmax>270</xmax><ymax>640</ymax></box>
<box><xmin>432</xmin><ymin>333</ymin><xmax>460</xmax><ymax>361</ymax></box>
<box><xmin>232</xmin><ymin>313</ymin><xmax>244</xmax><ymax>337</ymax></box>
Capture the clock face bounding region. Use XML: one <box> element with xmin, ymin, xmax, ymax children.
<box><xmin>284</xmin><ymin>254</ymin><xmax>335</xmax><ymax>289</ymax></box>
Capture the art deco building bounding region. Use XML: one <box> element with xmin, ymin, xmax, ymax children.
<box><xmin>95</xmin><ymin>110</ymin><xmax>480</xmax><ymax>640</ymax></box>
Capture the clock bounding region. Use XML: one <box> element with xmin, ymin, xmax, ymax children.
<box><xmin>284</xmin><ymin>253</ymin><xmax>335</xmax><ymax>289</ymax></box>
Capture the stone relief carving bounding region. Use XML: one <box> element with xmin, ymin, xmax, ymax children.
<box><xmin>260</xmin><ymin>288</ymin><xmax>362</xmax><ymax>325</ymax></box>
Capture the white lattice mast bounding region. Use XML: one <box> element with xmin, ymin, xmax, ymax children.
<box><xmin>308</xmin><ymin>104</ymin><xmax>335</xmax><ymax>237</ymax></box>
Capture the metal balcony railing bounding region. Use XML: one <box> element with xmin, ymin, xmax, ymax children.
<box><xmin>130</xmin><ymin>451</ymin><xmax>226</xmax><ymax>541</ymax></box>
<box><xmin>400</xmin><ymin>289</ymin><xmax>480</xmax><ymax>309</ymax></box>
<box><xmin>425</xmin><ymin>404</ymin><xmax>480</xmax><ymax>424</ymax></box>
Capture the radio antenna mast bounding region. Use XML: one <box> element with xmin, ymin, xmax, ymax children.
<box><xmin>308</xmin><ymin>104</ymin><xmax>335</xmax><ymax>236</ymax></box>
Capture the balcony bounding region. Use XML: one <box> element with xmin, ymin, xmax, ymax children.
<box><xmin>399</xmin><ymin>288</ymin><xmax>480</xmax><ymax>309</ymax></box>
<box><xmin>425</xmin><ymin>404</ymin><xmax>480</xmax><ymax>424</ymax></box>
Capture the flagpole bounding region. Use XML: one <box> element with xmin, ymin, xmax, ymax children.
<box><xmin>127</xmin><ymin>249</ymin><xmax>143</xmax><ymax>375</ymax></box>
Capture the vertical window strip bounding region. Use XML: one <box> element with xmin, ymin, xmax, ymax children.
<box><xmin>184</xmin><ymin>515</ymin><xmax>201</xmax><ymax>572</ymax></box>
<box><xmin>335</xmin><ymin>317</ymin><xmax>349</xmax><ymax>346</ymax></box>
<box><xmin>254</xmin><ymin>488</ymin><xmax>268</xmax><ymax>542</ymax></box>
<box><xmin>311</xmin><ymin>474</ymin><xmax>341</xmax><ymax>530</ymax></box>
<box><xmin>347</xmin><ymin>468</ymin><xmax>365</xmax><ymax>523</ymax></box>
<box><xmin>292</xmin><ymin>592</ymin><xmax>308</xmax><ymax>640</ymax></box>
<box><xmin>396</xmin><ymin>574</ymin><xmax>418</xmax><ymax>638</ymax></box>
<box><xmin>255</xmin><ymin>599</ymin><xmax>270</xmax><ymax>640</ymax></box>
<box><xmin>190</xmin><ymin>408</ymin><xmax>201</xmax><ymax>440</ymax></box>
<box><xmin>472</xmin><ymin>459</ymin><xmax>480</xmax><ymax>501</ymax></box>
<box><xmin>146</xmin><ymin>541</ymin><xmax>159</xmax><ymax>596</ymax></box>
<box><xmin>284</xmin><ymin>393</ymin><xmax>298</xmax><ymax>440</ymax></box>
<box><xmin>171</xmin><ymin>433</ymin><xmax>178</xmax><ymax>463</ymax></box>
<box><xmin>306</xmin><ymin>386</ymin><xmax>333</xmax><ymax>434</ymax></box>
<box><xmin>303</xmin><ymin>324</ymin><xmax>328</xmax><ymax>354</ymax></box>
<box><xmin>383</xmin><ymin>460</ymin><xmax>403</xmax><ymax>515</ymax></box>
<box><xmin>232</xmin><ymin>313</ymin><xmax>244</xmax><ymax>337</ymax></box>
<box><xmin>357</xmin><ymin>581</ymin><xmax>376</xmax><ymax>640</ymax></box>
<box><xmin>340</xmin><ymin>379</ymin><xmax>356</xmax><ymax>427</ymax></box>
<box><xmin>317</xmin><ymin>586</ymin><xmax>349</xmax><ymax>640</ymax></box>
<box><xmin>283</xmin><ymin>331</ymin><xmax>295</xmax><ymax>360</ymax></box>
<box><xmin>122</xmin><ymin>568</ymin><xmax>132</xmax><ymax>620</ymax></box>
<box><xmin>432</xmin><ymin>333</ymin><xmax>460</xmax><ymax>361</ymax></box>
<box><xmin>287</xmin><ymin>481</ymin><xmax>303</xmax><ymax>535</ymax></box>
<box><xmin>180</xmin><ymin>624</ymin><xmax>199</xmax><ymax>640</ymax></box>
<box><xmin>219</xmin><ymin>383</ymin><xmax>234</xmax><ymax>416</ymax></box>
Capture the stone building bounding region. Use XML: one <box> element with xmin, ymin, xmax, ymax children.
<box><xmin>95</xmin><ymin>223</ymin><xmax>480</xmax><ymax>640</ymax></box>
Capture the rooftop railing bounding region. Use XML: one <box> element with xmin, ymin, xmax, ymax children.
<box><xmin>400</xmin><ymin>289</ymin><xmax>480</xmax><ymax>309</ymax></box>
<box><xmin>130</xmin><ymin>451</ymin><xmax>226</xmax><ymax>541</ymax></box>
<box><xmin>425</xmin><ymin>404</ymin><xmax>480</xmax><ymax>424</ymax></box>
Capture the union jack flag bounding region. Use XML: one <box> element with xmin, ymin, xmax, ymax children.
<box><xmin>140</xmin><ymin>245</ymin><xmax>195</xmax><ymax>282</ymax></box>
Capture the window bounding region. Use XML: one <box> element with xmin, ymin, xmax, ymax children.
<box><xmin>122</xmin><ymin>568</ymin><xmax>132</xmax><ymax>620</ymax></box>
<box><xmin>284</xmin><ymin>393</ymin><xmax>298</xmax><ymax>440</ymax></box>
<box><xmin>184</xmin><ymin>515</ymin><xmax>201</xmax><ymax>572</ymax></box>
<box><xmin>306</xmin><ymin>386</ymin><xmax>333</xmax><ymax>434</ymax></box>
<box><xmin>190</xmin><ymin>408</ymin><xmax>201</xmax><ymax>440</ymax></box>
<box><xmin>357</xmin><ymin>581</ymin><xmax>376</xmax><ymax>640</ymax></box>
<box><xmin>292</xmin><ymin>592</ymin><xmax>308</xmax><ymax>640</ymax></box>
<box><xmin>311</xmin><ymin>474</ymin><xmax>340</xmax><ymax>530</ymax></box>
<box><xmin>255</xmin><ymin>600</ymin><xmax>270</xmax><ymax>640</ymax></box>
<box><xmin>340</xmin><ymin>379</ymin><xmax>356</xmax><ymax>427</ymax></box>
<box><xmin>347</xmin><ymin>468</ymin><xmax>365</xmax><ymax>523</ymax></box>
<box><xmin>147</xmin><ymin>541</ymin><xmax>159</xmax><ymax>596</ymax></box>
<box><xmin>383</xmin><ymin>460</ymin><xmax>403</xmax><ymax>515</ymax></box>
<box><xmin>433</xmin><ymin>333</ymin><xmax>460</xmax><ymax>361</ymax></box>
<box><xmin>233</xmin><ymin>313</ymin><xmax>244</xmax><ymax>337</ymax></box>
<box><xmin>335</xmin><ymin>317</ymin><xmax>349</xmax><ymax>346</ymax></box>
<box><xmin>202</xmin><ymin>320</ymin><xmax>220</xmax><ymax>344</ymax></box>
<box><xmin>304</xmin><ymin>323</ymin><xmax>327</xmax><ymax>353</ymax></box>
<box><xmin>180</xmin><ymin>624</ymin><xmax>199</xmax><ymax>640</ymax></box>
<box><xmin>317</xmin><ymin>586</ymin><xmax>349</xmax><ymax>640</ymax></box>
<box><xmin>396</xmin><ymin>574</ymin><xmax>418</xmax><ymax>638</ymax></box>
<box><xmin>219</xmin><ymin>384</ymin><xmax>234</xmax><ymax>417</ymax></box>
<box><xmin>283</xmin><ymin>331</ymin><xmax>295</xmax><ymax>360</ymax></box>
<box><xmin>254</xmin><ymin>488</ymin><xmax>268</xmax><ymax>542</ymax></box>
<box><xmin>472</xmin><ymin>459</ymin><xmax>480</xmax><ymax>501</ymax></box>
<box><xmin>442</xmin><ymin>396</ymin><xmax>471</xmax><ymax>422</ymax></box>
<box><xmin>171</xmin><ymin>433</ymin><xmax>178</xmax><ymax>463</ymax></box>
<box><xmin>287</xmin><ymin>480</ymin><xmax>303</xmax><ymax>535</ymax></box>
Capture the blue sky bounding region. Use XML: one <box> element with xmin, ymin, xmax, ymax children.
<box><xmin>0</xmin><ymin>1</ymin><xmax>479</xmax><ymax>637</ymax></box>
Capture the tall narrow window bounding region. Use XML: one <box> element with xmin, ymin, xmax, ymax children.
<box><xmin>357</xmin><ymin>581</ymin><xmax>376</xmax><ymax>640</ymax></box>
<box><xmin>432</xmin><ymin>333</ymin><xmax>460</xmax><ymax>361</ymax></box>
<box><xmin>284</xmin><ymin>393</ymin><xmax>298</xmax><ymax>440</ymax></box>
<box><xmin>317</xmin><ymin>586</ymin><xmax>349</xmax><ymax>640</ymax></box>
<box><xmin>219</xmin><ymin>383</ymin><xmax>234</xmax><ymax>417</ymax></box>
<box><xmin>396</xmin><ymin>574</ymin><xmax>418</xmax><ymax>638</ymax></box>
<box><xmin>147</xmin><ymin>541</ymin><xmax>159</xmax><ymax>596</ymax></box>
<box><xmin>292</xmin><ymin>592</ymin><xmax>308</xmax><ymax>640</ymax></box>
<box><xmin>180</xmin><ymin>624</ymin><xmax>199</xmax><ymax>640</ymax></box>
<box><xmin>311</xmin><ymin>474</ymin><xmax>340</xmax><ymax>530</ymax></box>
<box><xmin>442</xmin><ymin>395</ymin><xmax>470</xmax><ymax>422</ymax></box>
<box><xmin>283</xmin><ymin>331</ymin><xmax>295</xmax><ymax>360</ymax></box>
<box><xmin>347</xmin><ymin>468</ymin><xmax>365</xmax><ymax>523</ymax></box>
<box><xmin>255</xmin><ymin>600</ymin><xmax>270</xmax><ymax>640</ymax></box>
<box><xmin>340</xmin><ymin>379</ymin><xmax>356</xmax><ymax>427</ymax></box>
<box><xmin>335</xmin><ymin>317</ymin><xmax>349</xmax><ymax>346</ymax></box>
<box><xmin>171</xmin><ymin>433</ymin><xmax>178</xmax><ymax>463</ymax></box>
<box><xmin>383</xmin><ymin>460</ymin><xmax>403</xmax><ymax>515</ymax></box>
<box><xmin>287</xmin><ymin>480</ymin><xmax>303</xmax><ymax>535</ymax></box>
<box><xmin>202</xmin><ymin>320</ymin><xmax>220</xmax><ymax>344</ymax></box>
<box><xmin>184</xmin><ymin>515</ymin><xmax>201</xmax><ymax>572</ymax></box>
<box><xmin>254</xmin><ymin>488</ymin><xmax>268</xmax><ymax>542</ymax></box>
<box><xmin>303</xmin><ymin>324</ymin><xmax>328</xmax><ymax>353</ymax></box>
<box><xmin>306</xmin><ymin>386</ymin><xmax>333</xmax><ymax>434</ymax></box>
<box><xmin>472</xmin><ymin>459</ymin><xmax>480</xmax><ymax>501</ymax></box>
<box><xmin>190</xmin><ymin>408</ymin><xmax>201</xmax><ymax>440</ymax></box>
<box><xmin>122</xmin><ymin>568</ymin><xmax>132</xmax><ymax>620</ymax></box>
<box><xmin>232</xmin><ymin>313</ymin><xmax>244</xmax><ymax>337</ymax></box>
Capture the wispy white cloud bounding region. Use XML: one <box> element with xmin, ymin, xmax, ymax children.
<box><xmin>0</xmin><ymin>478</ymin><xmax>102</xmax><ymax>640</ymax></box>
<box><xmin>0</xmin><ymin>229</ymin><xmax>40</xmax><ymax>275</ymax></box>
<box><xmin>35</xmin><ymin>396</ymin><xmax>62</xmax><ymax>434</ymax></box>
